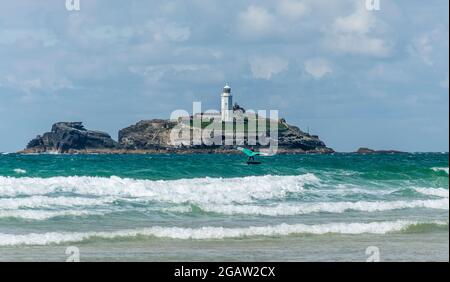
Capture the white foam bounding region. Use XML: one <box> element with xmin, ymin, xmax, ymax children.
<box><xmin>415</xmin><ymin>188</ymin><xmax>449</xmax><ymax>198</ymax></box>
<box><xmin>0</xmin><ymin>174</ymin><xmax>319</xmax><ymax>204</ymax></box>
<box><xmin>323</xmin><ymin>184</ymin><xmax>395</xmax><ymax>196</ymax></box>
<box><xmin>0</xmin><ymin>196</ymin><xmax>114</xmax><ymax>210</ymax></box>
<box><xmin>197</xmin><ymin>199</ymin><xmax>449</xmax><ymax>216</ymax></box>
<box><xmin>42</xmin><ymin>151</ymin><xmax>60</xmax><ymax>155</ymax></box>
<box><xmin>431</xmin><ymin>167</ymin><xmax>449</xmax><ymax>174</ymax></box>
<box><xmin>161</xmin><ymin>206</ymin><xmax>195</xmax><ymax>213</ymax></box>
<box><xmin>0</xmin><ymin>210</ymin><xmax>100</xmax><ymax>220</ymax></box>
<box><xmin>0</xmin><ymin>220</ymin><xmax>446</xmax><ymax>246</ymax></box>
<box><xmin>13</xmin><ymin>169</ymin><xmax>26</xmax><ymax>174</ymax></box>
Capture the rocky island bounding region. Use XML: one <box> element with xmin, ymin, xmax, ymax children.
<box><xmin>21</xmin><ymin>122</ymin><xmax>118</xmax><ymax>154</ymax></box>
<box><xmin>20</xmin><ymin>84</ymin><xmax>334</xmax><ymax>154</ymax></box>
<box><xmin>20</xmin><ymin>119</ymin><xmax>334</xmax><ymax>154</ymax></box>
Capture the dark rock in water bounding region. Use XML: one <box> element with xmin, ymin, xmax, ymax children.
<box><xmin>356</xmin><ymin>147</ymin><xmax>376</xmax><ymax>154</ymax></box>
<box><xmin>356</xmin><ymin>147</ymin><xmax>404</xmax><ymax>154</ymax></box>
<box><xmin>23</xmin><ymin>122</ymin><xmax>118</xmax><ymax>153</ymax></box>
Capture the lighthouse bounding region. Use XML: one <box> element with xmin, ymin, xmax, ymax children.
<box><xmin>221</xmin><ymin>83</ymin><xmax>233</xmax><ymax>122</ymax></box>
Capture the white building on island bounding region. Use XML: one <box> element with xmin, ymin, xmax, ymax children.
<box><xmin>221</xmin><ymin>83</ymin><xmax>233</xmax><ymax>122</ymax></box>
<box><xmin>194</xmin><ymin>83</ymin><xmax>248</xmax><ymax>122</ymax></box>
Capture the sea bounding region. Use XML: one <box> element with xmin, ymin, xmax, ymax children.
<box><xmin>0</xmin><ymin>153</ymin><xmax>448</xmax><ymax>262</ymax></box>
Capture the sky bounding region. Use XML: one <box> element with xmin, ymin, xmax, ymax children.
<box><xmin>0</xmin><ymin>0</ymin><xmax>448</xmax><ymax>152</ymax></box>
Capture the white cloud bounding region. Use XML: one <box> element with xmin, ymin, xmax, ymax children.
<box><xmin>277</xmin><ymin>0</ymin><xmax>308</xmax><ymax>20</ymax></box>
<box><xmin>304</xmin><ymin>58</ymin><xmax>332</xmax><ymax>78</ymax></box>
<box><xmin>84</xmin><ymin>26</ymin><xmax>134</xmax><ymax>42</ymax></box>
<box><xmin>0</xmin><ymin>29</ymin><xmax>57</xmax><ymax>47</ymax></box>
<box><xmin>67</xmin><ymin>17</ymin><xmax>190</xmax><ymax>46</ymax></box>
<box><xmin>411</xmin><ymin>35</ymin><xmax>434</xmax><ymax>65</ymax></box>
<box><xmin>327</xmin><ymin>4</ymin><xmax>390</xmax><ymax>57</ymax></box>
<box><xmin>249</xmin><ymin>56</ymin><xmax>289</xmax><ymax>80</ymax></box>
<box><xmin>2</xmin><ymin>76</ymin><xmax>42</xmax><ymax>94</ymax></box>
<box><xmin>129</xmin><ymin>64</ymin><xmax>224</xmax><ymax>84</ymax></box>
<box><xmin>153</xmin><ymin>22</ymin><xmax>191</xmax><ymax>42</ymax></box>
<box><xmin>332</xmin><ymin>34</ymin><xmax>390</xmax><ymax>57</ymax></box>
<box><xmin>408</xmin><ymin>29</ymin><xmax>446</xmax><ymax>66</ymax></box>
<box><xmin>334</xmin><ymin>8</ymin><xmax>375</xmax><ymax>34</ymax></box>
<box><xmin>1</xmin><ymin>75</ymin><xmax>73</xmax><ymax>95</ymax></box>
<box><xmin>237</xmin><ymin>6</ymin><xmax>275</xmax><ymax>38</ymax></box>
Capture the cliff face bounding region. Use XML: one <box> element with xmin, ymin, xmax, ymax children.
<box><xmin>277</xmin><ymin>121</ymin><xmax>330</xmax><ymax>152</ymax></box>
<box><xmin>23</xmin><ymin>122</ymin><xmax>118</xmax><ymax>153</ymax></box>
<box><xmin>118</xmin><ymin>120</ymin><xmax>178</xmax><ymax>150</ymax></box>
<box><xmin>21</xmin><ymin>119</ymin><xmax>333</xmax><ymax>154</ymax></box>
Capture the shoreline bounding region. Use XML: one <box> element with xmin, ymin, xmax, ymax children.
<box><xmin>11</xmin><ymin>149</ymin><xmax>436</xmax><ymax>156</ymax></box>
<box><xmin>1</xmin><ymin>231</ymin><xmax>448</xmax><ymax>262</ymax></box>
<box><xmin>16</xmin><ymin>147</ymin><xmax>335</xmax><ymax>155</ymax></box>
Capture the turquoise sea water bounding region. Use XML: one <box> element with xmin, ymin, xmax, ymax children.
<box><xmin>0</xmin><ymin>153</ymin><xmax>448</xmax><ymax>261</ymax></box>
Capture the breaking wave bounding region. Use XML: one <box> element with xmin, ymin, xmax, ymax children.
<box><xmin>0</xmin><ymin>220</ymin><xmax>447</xmax><ymax>246</ymax></box>
<box><xmin>0</xmin><ymin>210</ymin><xmax>102</xmax><ymax>220</ymax></box>
<box><xmin>0</xmin><ymin>174</ymin><xmax>319</xmax><ymax>204</ymax></box>
<box><xmin>414</xmin><ymin>188</ymin><xmax>449</xmax><ymax>198</ymax></box>
<box><xmin>431</xmin><ymin>167</ymin><xmax>449</xmax><ymax>174</ymax></box>
<box><xmin>0</xmin><ymin>196</ymin><xmax>114</xmax><ymax>210</ymax></box>
<box><xmin>193</xmin><ymin>199</ymin><xmax>449</xmax><ymax>216</ymax></box>
<box><xmin>0</xmin><ymin>174</ymin><xmax>448</xmax><ymax>220</ymax></box>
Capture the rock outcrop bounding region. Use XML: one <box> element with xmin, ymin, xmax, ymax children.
<box><xmin>21</xmin><ymin>119</ymin><xmax>334</xmax><ymax>154</ymax></box>
<box><xmin>355</xmin><ymin>147</ymin><xmax>404</xmax><ymax>154</ymax></box>
<box><xmin>118</xmin><ymin>119</ymin><xmax>334</xmax><ymax>153</ymax></box>
<box><xmin>277</xmin><ymin>120</ymin><xmax>331</xmax><ymax>152</ymax></box>
<box><xmin>118</xmin><ymin>120</ymin><xmax>178</xmax><ymax>150</ymax></box>
<box><xmin>22</xmin><ymin>122</ymin><xmax>118</xmax><ymax>153</ymax></box>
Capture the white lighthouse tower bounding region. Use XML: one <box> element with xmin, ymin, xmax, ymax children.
<box><xmin>221</xmin><ymin>83</ymin><xmax>233</xmax><ymax>122</ymax></box>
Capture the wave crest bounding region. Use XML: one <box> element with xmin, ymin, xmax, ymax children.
<box><xmin>0</xmin><ymin>196</ymin><xmax>114</xmax><ymax>210</ymax></box>
<box><xmin>0</xmin><ymin>210</ymin><xmax>101</xmax><ymax>220</ymax></box>
<box><xmin>414</xmin><ymin>188</ymin><xmax>449</xmax><ymax>198</ymax></box>
<box><xmin>0</xmin><ymin>220</ymin><xmax>446</xmax><ymax>246</ymax></box>
<box><xmin>431</xmin><ymin>167</ymin><xmax>449</xmax><ymax>174</ymax></box>
<box><xmin>0</xmin><ymin>174</ymin><xmax>319</xmax><ymax>204</ymax></box>
<box><xmin>193</xmin><ymin>199</ymin><xmax>449</xmax><ymax>216</ymax></box>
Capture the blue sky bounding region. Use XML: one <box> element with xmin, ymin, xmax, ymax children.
<box><xmin>0</xmin><ymin>0</ymin><xmax>448</xmax><ymax>152</ymax></box>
